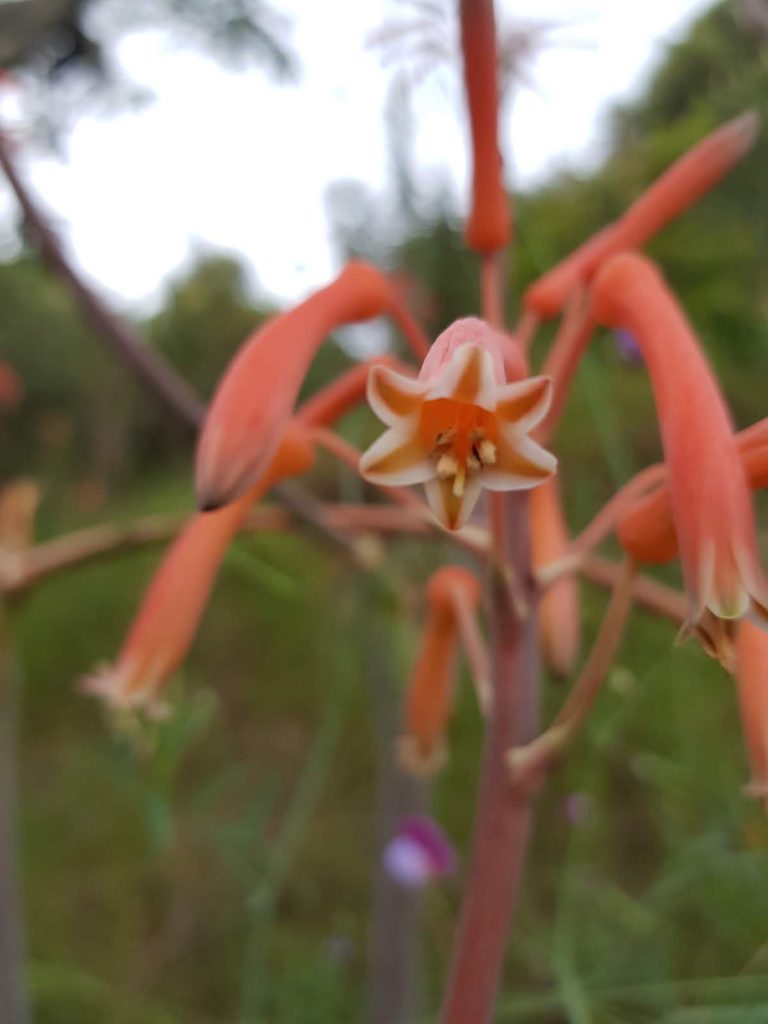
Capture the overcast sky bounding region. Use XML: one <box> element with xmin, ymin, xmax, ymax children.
<box><xmin>1</xmin><ymin>0</ymin><xmax>715</xmax><ymax>313</ymax></box>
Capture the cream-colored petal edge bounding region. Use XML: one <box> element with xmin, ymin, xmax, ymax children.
<box><xmin>359</xmin><ymin>427</ymin><xmax>435</xmax><ymax>487</ymax></box>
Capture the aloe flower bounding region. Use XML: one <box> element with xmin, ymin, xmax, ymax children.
<box><xmin>591</xmin><ymin>253</ymin><xmax>768</xmax><ymax>654</ymax></box>
<box><xmin>399</xmin><ymin>565</ymin><xmax>485</xmax><ymax>774</ymax></box>
<box><xmin>84</xmin><ymin>424</ymin><xmax>315</xmax><ymax>712</ymax></box>
<box><xmin>360</xmin><ymin>317</ymin><xmax>556</xmax><ymax>529</ymax></box>
<box><xmin>525</xmin><ymin>113</ymin><xmax>758</xmax><ymax>319</ymax></box>
<box><xmin>196</xmin><ymin>261</ymin><xmax>428</xmax><ymax>511</ymax></box>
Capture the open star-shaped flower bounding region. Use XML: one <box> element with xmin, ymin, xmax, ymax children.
<box><xmin>359</xmin><ymin>317</ymin><xmax>557</xmax><ymax>529</ymax></box>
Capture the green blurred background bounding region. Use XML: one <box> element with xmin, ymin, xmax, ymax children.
<box><xmin>4</xmin><ymin>1</ymin><xmax>768</xmax><ymax>1021</ymax></box>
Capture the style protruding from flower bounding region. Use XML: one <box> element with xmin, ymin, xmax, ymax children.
<box><xmin>591</xmin><ymin>252</ymin><xmax>768</xmax><ymax>660</ymax></box>
<box><xmin>399</xmin><ymin>565</ymin><xmax>485</xmax><ymax>775</ymax></box>
<box><xmin>196</xmin><ymin>261</ymin><xmax>429</xmax><ymax>512</ymax></box>
<box><xmin>525</xmin><ymin>112</ymin><xmax>759</xmax><ymax>319</ymax></box>
<box><xmin>360</xmin><ymin>317</ymin><xmax>556</xmax><ymax>530</ymax></box>
<box><xmin>84</xmin><ymin>423</ymin><xmax>315</xmax><ymax>713</ymax></box>
<box><xmin>383</xmin><ymin>815</ymin><xmax>457</xmax><ymax>889</ymax></box>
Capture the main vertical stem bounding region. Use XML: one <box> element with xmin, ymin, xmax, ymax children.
<box><xmin>0</xmin><ymin>610</ymin><xmax>29</xmax><ymax>1024</ymax></box>
<box><xmin>440</xmin><ymin>492</ymin><xmax>539</xmax><ymax>1023</ymax></box>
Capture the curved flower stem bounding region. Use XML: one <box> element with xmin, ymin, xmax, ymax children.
<box><xmin>508</xmin><ymin>558</ymin><xmax>636</xmax><ymax>787</ymax></box>
<box><xmin>514</xmin><ymin>310</ymin><xmax>540</xmax><ymax>358</ymax></box>
<box><xmin>537</xmin><ymin>289</ymin><xmax>595</xmax><ymax>444</ymax></box>
<box><xmin>480</xmin><ymin>254</ymin><xmax>505</xmax><ymax>329</ymax></box>
<box><xmin>582</xmin><ymin>555</ymin><xmax>687</xmax><ymax>625</ymax></box>
<box><xmin>441</xmin><ymin>492</ymin><xmax>539</xmax><ymax>1024</ymax></box>
<box><xmin>566</xmin><ymin>463</ymin><xmax>667</xmax><ymax>557</ymax></box>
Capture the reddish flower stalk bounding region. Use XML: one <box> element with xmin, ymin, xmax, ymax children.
<box><xmin>196</xmin><ymin>262</ymin><xmax>429</xmax><ymax>510</ymax></box>
<box><xmin>441</xmin><ymin>493</ymin><xmax>538</xmax><ymax>1024</ymax></box>
<box><xmin>535</xmin><ymin>288</ymin><xmax>595</xmax><ymax>443</ymax></box>
<box><xmin>85</xmin><ymin>424</ymin><xmax>315</xmax><ymax>712</ymax></box>
<box><xmin>459</xmin><ymin>0</ymin><xmax>512</xmax><ymax>254</ymax></box>
<box><xmin>591</xmin><ymin>252</ymin><xmax>768</xmax><ymax>658</ymax></box>
<box><xmin>524</xmin><ymin>112</ymin><xmax>759</xmax><ymax>319</ymax></box>
<box><xmin>507</xmin><ymin>557</ymin><xmax>636</xmax><ymax>785</ymax></box>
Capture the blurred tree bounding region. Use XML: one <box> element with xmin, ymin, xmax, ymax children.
<box><xmin>0</xmin><ymin>0</ymin><xmax>298</xmax><ymax>143</ymax></box>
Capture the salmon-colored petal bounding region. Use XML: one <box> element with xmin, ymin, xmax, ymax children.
<box><xmin>367</xmin><ymin>364</ymin><xmax>426</xmax><ymax>427</ymax></box>
<box><xmin>359</xmin><ymin>427</ymin><xmax>434</xmax><ymax>486</ymax></box>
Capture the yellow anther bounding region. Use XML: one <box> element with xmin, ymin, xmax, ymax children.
<box><xmin>437</xmin><ymin>453</ymin><xmax>460</xmax><ymax>480</ymax></box>
<box><xmin>452</xmin><ymin>466</ymin><xmax>466</xmax><ymax>497</ymax></box>
<box><xmin>478</xmin><ymin>439</ymin><xmax>497</xmax><ymax>465</ymax></box>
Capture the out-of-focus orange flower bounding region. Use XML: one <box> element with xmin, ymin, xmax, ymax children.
<box><xmin>360</xmin><ymin>317</ymin><xmax>555</xmax><ymax>530</ymax></box>
<box><xmin>530</xmin><ymin>477</ymin><xmax>580</xmax><ymax>678</ymax></box>
<box><xmin>84</xmin><ymin>423</ymin><xmax>315</xmax><ymax>713</ymax></box>
<box><xmin>591</xmin><ymin>253</ymin><xmax>768</xmax><ymax>660</ymax></box>
<box><xmin>459</xmin><ymin>0</ymin><xmax>511</xmax><ymax>253</ymax></box>
<box><xmin>735</xmin><ymin>621</ymin><xmax>768</xmax><ymax>812</ymax></box>
<box><xmin>525</xmin><ymin>113</ymin><xmax>758</xmax><ymax>319</ymax></box>
<box><xmin>400</xmin><ymin>566</ymin><xmax>483</xmax><ymax>774</ymax></box>
<box><xmin>196</xmin><ymin>262</ymin><xmax>428</xmax><ymax>511</ymax></box>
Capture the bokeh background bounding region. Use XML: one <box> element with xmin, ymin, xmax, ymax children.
<box><xmin>3</xmin><ymin>1</ymin><xmax>768</xmax><ymax>1021</ymax></box>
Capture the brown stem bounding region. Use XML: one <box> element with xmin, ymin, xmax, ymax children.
<box><xmin>441</xmin><ymin>492</ymin><xmax>538</xmax><ymax>1023</ymax></box>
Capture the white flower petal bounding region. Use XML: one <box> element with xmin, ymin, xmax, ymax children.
<box><xmin>360</xmin><ymin>427</ymin><xmax>435</xmax><ymax>486</ymax></box>
<box><xmin>424</xmin><ymin>474</ymin><xmax>483</xmax><ymax>531</ymax></box>
<box><xmin>367</xmin><ymin>365</ymin><xmax>426</xmax><ymax>428</ymax></box>
<box><xmin>494</xmin><ymin>375</ymin><xmax>553</xmax><ymax>434</ymax></box>
<box><xmin>482</xmin><ymin>435</ymin><xmax>557</xmax><ymax>491</ymax></box>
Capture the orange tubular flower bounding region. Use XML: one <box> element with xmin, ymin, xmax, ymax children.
<box><xmin>359</xmin><ymin>317</ymin><xmax>556</xmax><ymax>530</ymax></box>
<box><xmin>196</xmin><ymin>261</ymin><xmax>429</xmax><ymax>511</ymax></box>
<box><xmin>400</xmin><ymin>566</ymin><xmax>483</xmax><ymax>774</ymax></box>
<box><xmin>735</xmin><ymin>621</ymin><xmax>768</xmax><ymax>811</ymax></box>
<box><xmin>591</xmin><ymin>253</ymin><xmax>768</xmax><ymax>648</ymax></box>
<box><xmin>459</xmin><ymin>0</ymin><xmax>511</xmax><ymax>253</ymax></box>
<box><xmin>525</xmin><ymin>112</ymin><xmax>758</xmax><ymax>319</ymax></box>
<box><xmin>530</xmin><ymin>477</ymin><xmax>581</xmax><ymax>678</ymax></box>
<box><xmin>84</xmin><ymin>423</ymin><xmax>315</xmax><ymax>712</ymax></box>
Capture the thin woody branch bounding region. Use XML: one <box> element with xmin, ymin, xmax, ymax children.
<box><xmin>0</xmin><ymin>127</ymin><xmax>205</xmax><ymax>430</ymax></box>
